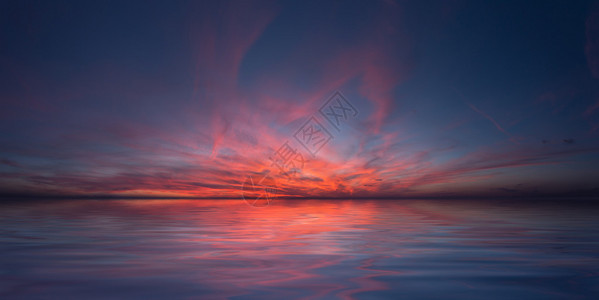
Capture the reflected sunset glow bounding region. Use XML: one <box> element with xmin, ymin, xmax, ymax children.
<box><xmin>1</xmin><ymin>199</ymin><xmax>598</xmax><ymax>299</ymax></box>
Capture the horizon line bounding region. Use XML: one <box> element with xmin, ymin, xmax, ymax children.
<box><xmin>1</xmin><ymin>193</ymin><xmax>598</xmax><ymax>201</ymax></box>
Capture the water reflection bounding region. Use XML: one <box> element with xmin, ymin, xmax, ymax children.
<box><xmin>1</xmin><ymin>199</ymin><xmax>598</xmax><ymax>299</ymax></box>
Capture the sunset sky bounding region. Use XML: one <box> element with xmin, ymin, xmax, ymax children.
<box><xmin>1</xmin><ymin>0</ymin><xmax>599</xmax><ymax>198</ymax></box>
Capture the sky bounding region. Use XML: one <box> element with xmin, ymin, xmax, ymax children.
<box><xmin>1</xmin><ymin>0</ymin><xmax>599</xmax><ymax>199</ymax></box>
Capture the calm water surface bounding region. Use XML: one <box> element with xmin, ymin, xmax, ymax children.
<box><xmin>1</xmin><ymin>199</ymin><xmax>598</xmax><ymax>299</ymax></box>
